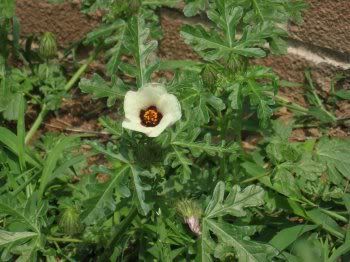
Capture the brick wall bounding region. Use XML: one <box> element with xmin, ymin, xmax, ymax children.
<box><xmin>16</xmin><ymin>0</ymin><xmax>350</xmax><ymax>92</ymax></box>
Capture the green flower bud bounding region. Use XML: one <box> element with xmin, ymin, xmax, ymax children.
<box><xmin>201</xmin><ymin>64</ymin><xmax>217</xmax><ymax>88</ymax></box>
<box><xmin>39</xmin><ymin>32</ymin><xmax>57</xmax><ymax>60</ymax></box>
<box><xmin>176</xmin><ymin>199</ymin><xmax>202</xmax><ymax>235</ymax></box>
<box><xmin>59</xmin><ymin>206</ymin><xmax>82</xmax><ymax>235</ymax></box>
<box><xmin>129</xmin><ymin>0</ymin><xmax>141</xmax><ymax>13</ymax></box>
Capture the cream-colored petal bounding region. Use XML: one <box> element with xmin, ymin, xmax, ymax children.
<box><xmin>124</xmin><ymin>84</ymin><xmax>168</xmax><ymax>122</ymax></box>
<box><xmin>147</xmin><ymin>115</ymin><xmax>173</xmax><ymax>137</ymax></box>
<box><xmin>139</xmin><ymin>83</ymin><xmax>167</xmax><ymax>98</ymax></box>
<box><xmin>122</xmin><ymin>120</ymin><xmax>152</xmax><ymax>136</ymax></box>
<box><xmin>122</xmin><ymin>83</ymin><xmax>181</xmax><ymax>137</ymax></box>
<box><xmin>124</xmin><ymin>91</ymin><xmax>148</xmax><ymax>122</ymax></box>
<box><xmin>157</xmin><ymin>94</ymin><xmax>182</xmax><ymax>124</ymax></box>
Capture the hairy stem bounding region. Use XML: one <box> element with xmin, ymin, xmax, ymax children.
<box><xmin>264</xmin><ymin>91</ymin><xmax>309</xmax><ymax>114</ymax></box>
<box><xmin>25</xmin><ymin>104</ymin><xmax>48</xmax><ymax>144</ymax></box>
<box><xmin>305</xmin><ymin>71</ymin><xmax>337</xmax><ymax>122</ymax></box>
<box><xmin>46</xmin><ymin>236</ymin><xmax>83</xmax><ymax>243</ymax></box>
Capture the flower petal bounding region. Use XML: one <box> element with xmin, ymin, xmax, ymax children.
<box><xmin>157</xmin><ymin>94</ymin><xmax>182</xmax><ymax>124</ymax></box>
<box><xmin>147</xmin><ymin>115</ymin><xmax>173</xmax><ymax>137</ymax></box>
<box><xmin>124</xmin><ymin>91</ymin><xmax>144</xmax><ymax>122</ymax></box>
<box><xmin>122</xmin><ymin>83</ymin><xmax>181</xmax><ymax>137</ymax></box>
<box><xmin>122</xmin><ymin>117</ymin><xmax>171</xmax><ymax>137</ymax></box>
<box><xmin>122</xmin><ymin>120</ymin><xmax>152</xmax><ymax>136</ymax></box>
<box><xmin>124</xmin><ymin>83</ymin><xmax>168</xmax><ymax>122</ymax></box>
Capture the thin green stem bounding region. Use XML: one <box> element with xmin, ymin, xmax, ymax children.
<box><xmin>241</xmin><ymin>173</ymin><xmax>270</xmax><ymax>184</ymax></box>
<box><xmin>64</xmin><ymin>53</ymin><xmax>96</xmax><ymax>92</ymax></box>
<box><xmin>25</xmin><ymin>49</ymin><xmax>99</xmax><ymax>144</ymax></box>
<box><xmin>301</xmin><ymin>197</ymin><xmax>347</xmax><ymax>223</ymax></box>
<box><xmin>252</xmin><ymin>0</ymin><xmax>264</xmax><ymax>21</ymax></box>
<box><xmin>305</xmin><ymin>72</ymin><xmax>337</xmax><ymax>122</ymax></box>
<box><xmin>25</xmin><ymin>104</ymin><xmax>48</xmax><ymax>144</ymax></box>
<box><xmin>46</xmin><ymin>236</ymin><xmax>83</xmax><ymax>243</ymax></box>
<box><xmin>264</xmin><ymin>91</ymin><xmax>309</xmax><ymax>114</ymax></box>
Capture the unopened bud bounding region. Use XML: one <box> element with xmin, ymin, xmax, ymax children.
<box><xmin>59</xmin><ymin>206</ymin><xmax>82</xmax><ymax>235</ymax></box>
<box><xmin>201</xmin><ymin>64</ymin><xmax>217</xmax><ymax>87</ymax></box>
<box><xmin>39</xmin><ymin>32</ymin><xmax>57</xmax><ymax>60</ymax></box>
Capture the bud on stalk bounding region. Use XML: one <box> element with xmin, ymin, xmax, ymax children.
<box><xmin>39</xmin><ymin>32</ymin><xmax>57</xmax><ymax>60</ymax></box>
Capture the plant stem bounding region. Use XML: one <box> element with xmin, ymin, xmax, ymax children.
<box><xmin>241</xmin><ymin>173</ymin><xmax>270</xmax><ymax>184</ymax></box>
<box><xmin>252</xmin><ymin>0</ymin><xmax>264</xmax><ymax>21</ymax></box>
<box><xmin>305</xmin><ymin>72</ymin><xmax>337</xmax><ymax>122</ymax></box>
<box><xmin>25</xmin><ymin>104</ymin><xmax>48</xmax><ymax>144</ymax></box>
<box><xmin>46</xmin><ymin>236</ymin><xmax>83</xmax><ymax>243</ymax></box>
<box><xmin>264</xmin><ymin>91</ymin><xmax>309</xmax><ymax>114</ymax></box>
<box><xmin>108</xmin><ymin>206</ymin><xmax>138</xmax><ymax>249</ymax></box>
<box><xmin>64</xmin><ymin>53</ymin><xmax>95</xmax><ymax>92</ymax></box>
<box><xmin>25</xmin><ymin>50</ymin><xmax>98</xmax><ymax>144</ymax></box>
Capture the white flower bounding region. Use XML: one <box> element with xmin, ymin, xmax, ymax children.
<box><xmin>122</xmin><ymin>83</ymin><xmax>181</xmax><ymax>137</ymax></box>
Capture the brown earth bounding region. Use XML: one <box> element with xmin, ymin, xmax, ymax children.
<box><xmin>16</xmin><ymin>0</ymin><xmax>100</xmax><ymax>47</ymax></box>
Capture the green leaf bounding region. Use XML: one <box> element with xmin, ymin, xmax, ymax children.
<box><xmin>164</xmin><ymin>145</ymin><xmax>192</xmax><ymax>182</ymax></box>
<box><xmin>159</xmin><ymin>60</ymin><xmax>203</xmax><ymax>72</ymax></box>
<box><xmin>207</xmin><ymin>4</ymin><xmax>243</xmax><ymax>48</ymax></box>
<box><xmin>328</xmin><ymin>230</ymin><xmax>350</xmax><ymax>262</ymax></box>
<box><xmin>0</xmin><ymin>127</ymin><xmax>40</xmax><ymax>167</ymax></box>
<box><xmin>0</xmin><ymin>230</ymin><xmax>38</xmax><ymax>248</ymax></box>
<box><xmin>0</xmin><ymin>0</ymin><xmax>15</xmax><ymax>18</ymax></box>
<box><xmin>79</xmin><ymin>74</ymin><xmax>125</xmax><ymax>107</ymax></box>
<box><xmin>246</xmin><ymin>80</ymin><xmax>274</xmax><ymax>128</ymax></box>
<box><xmin>124</xmin><ymin>14</ymin><xmax>159</xmax><ymax>87</ymax></box>
<box><xmin>335</xmin><ymin>89</ymin><xmax>350</xmax><ymax>100</ymax></box>
<box><xmin>306</xmin><ymin>208</ymin><xmax>345</xmax><ymax>239</ymax></box>
<box><xmin>104</xmin><ymin>21</ymin><xmax>127</xmax><ymax>76</ymax></box>
<box><xmin>38</xmin><ymin>136</ymin><xmax>78</xmax><ymax>200</ymax></box>
<box><xmin>2</xmin><ymin>92</ymin><xmax>22</xmax><ymax>120</ymax></box>
<box><xmin>0</xmin><ymin>198</ymin><xmax>39</xmax><ymax>232</ymax></box>
<box><xmin>269</xmin><ymin>225</ymin><xmax>318</xmax><ymax>252</ymax></box>
<box><xmin>172</xmin><ymin>136</ymin><xmax>238</xmax><ymax>157</ymax></box>
<box><xmin>17</xmin><ymin>95</ymin><xmax>26</xmax><ymax>171</ymax></box>
<box><xmin>129</xmin><ymin>165</ymin><xmax>153</xmax><ymax>216</ymax></box>
<box><xmin>205</xmin><ymin>182</ymin><xmax>265</xmax><ymax>218</ymax></box>
<box><xmin>199</xmin><ymin>182</ymin><xmax>276</xmax><ymax>261</ymax></box>
<box><xmin>315</xmin><ymin>138</ymin><xmax>350</xmax><ymax>183</ymax></box>
<box><xmin>81</xmin><ymin>166</ymin><xmax>129</xmax><ymax>224</ymax></box>
<box><xmin>183</xmin><ymin>0</ymin><xmax>206</xmax><ymax>17</ymax></box>
<box><xmin>209</xmin><ymin>220</ymin><xmax>278</xmax><ymax>262</ymax></box>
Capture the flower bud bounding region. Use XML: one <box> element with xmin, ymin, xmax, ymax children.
<box><xmin>176</xmin><ymin>199</ymin><xmax>202</xmax><ymax>235</ymax></box>
<box><xmin>129</xmin><ymin>0</ymin><xmax>141</xmax><ymax>13</ymax></box>
<box><xmin>59</xmin><ymin>206</ymin><xmax>82</xmax><ymax>235</ymax></box>
<box><xmin>39</xmin><ymin>32</ymin><xmax>57</xmax><ymax>60</ymax></box>
<box><xmin>201</xmin><ymin>64</ymin><xmax>217</xmax><ymax>87</ymax></box>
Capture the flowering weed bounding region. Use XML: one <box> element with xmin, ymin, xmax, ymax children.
<box><xmin>0</xmin><ymin>0</ymin><xmax>350</xmax><ymax>261</ymax></box>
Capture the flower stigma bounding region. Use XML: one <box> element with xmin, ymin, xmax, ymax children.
<box><xmin>140</xmin><ymin>106</ymin><xmax>163</xmax><ymax>127</ymax></box>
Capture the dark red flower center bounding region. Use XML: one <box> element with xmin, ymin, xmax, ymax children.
<box><xmin>140</xmin><ymin>106</ymin><xmax>163</xmax><ymax>127</ymax></box>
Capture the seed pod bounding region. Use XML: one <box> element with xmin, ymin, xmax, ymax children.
<box><xmin>59</xmin><ymin>206</ymin><xmax>82</xmax><ymax>235</ymax></box>
<box><xmin>176</xmin><ymin>199</ymin><xmax>202</xmax><ymax>236</ymax></box>
<box><xmin>39</xmin><ymin>32</ymin><xmax>57</xmax><ymax>60</ymax></box>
